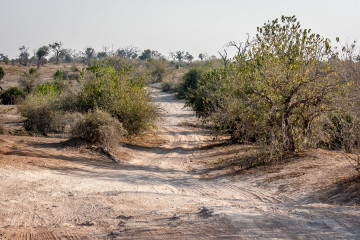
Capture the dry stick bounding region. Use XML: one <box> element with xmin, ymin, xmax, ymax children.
<box><xmin>101</xmin><ymin>146</ymin><xmax>120</xmax><ymax>163</ymax></box>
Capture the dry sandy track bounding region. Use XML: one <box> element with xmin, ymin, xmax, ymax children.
<box><xmin>0</xmin><ymin>86</ymin><xmax>359</xmax><ymax>239</ymax></box>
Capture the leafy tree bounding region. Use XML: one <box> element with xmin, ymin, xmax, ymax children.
<box><xmin>36</xmin><ymin>46</ymin><xmax>49</xmax><ymax>68</ymax></box>
<box><xmin>139</xmin><ymin>49</ymin><xmax>152</xmax><ymax>60</ymax></box>
<box><xmin>84</xmin><ymin>47</ymin><xmax>95</xmax><ymax>66</ymax></box>
<box><xmin>49</xmin><ymin>41</ymin><xmax>66</xmax><ymax>64</ymax></box>
<box><xmin>185</xmin><ymin>52</ymin><xmax>194</xmax><ymax>63</ymax></box>
<box><xmin>19</xmin><ymin>45</ymin><xmax>30</xmax><ymax>66</ymax></box>
<box><xmin>0</xmin><ymin>54</ymin><xmax>9</xmax><ymax>64</ymax></box>
<box><xmin>187</xmin><ymin>15</ymin><xmax>340</xmax><ymax>157</ymax></box>
<box><xmin>116</xmin><ymin>46</ymin><xmax>139</xmax><ymax>59</ymax></box>
<box><xmin>170</xmin><ymin>51</ymin><xmax>186</xmax><ymax>62</ymax></box>
<box><xmin>64</xmin><ymin>54</ymin><xmax>73</xmax><ymax>63</ymax></box>
<box><xmin>247</xmin><ymin>15</ymin><xmax>337</xmax><ymax>151</ymax></box>
<box><xmin>97</xmin><ymin>51</ymin><xmax>108</xmax><ymax>59</ymax></box>
<box><xmin>198</xmin><ymin>53</ymin><xmax>208</xmax><ymax>61</ymax></box>
<box><xmin>139</xmin><ymin>49</ymin><xmax>162</xmax><ymax>61</ymax></box>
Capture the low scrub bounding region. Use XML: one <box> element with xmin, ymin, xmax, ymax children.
<box><xmin>176</xmin><ymin>68</ymin><xmax>205</xmax><ymax>98</ymax></box>
<box><xmin>19</xmin><ymin>68</ymin><xmax>40</xmax><ymax>93</ymax></box>
<box><xmin>18</xmin><ymin>92</ymin><xmax>65</xmax><ymax>135</ymax></box>
<box><xmin>71</xmin><ymin>109</ymin><xmax>126</xmax><ymax>149</ymax></box>
<box><xmin>53</xmin><ymin>70</ymin><xmax>63</xmax><ymax>80</ymax></box>
<box><xmin>161</xmin><ymin>82</ymin><xmax>172</xmax><ymax>92</ymax></box>
<box><xmin>73</xmin><ymin>66</ymin><xmax>159</xmax><ymax>134</ymax></box>
<box><xmin>0</xmin><ymin>87</ymin><xmax>26</xmax><ymax>105</ymax></box>
<box><xmin>19</xmin><ymin>65</ymin><xmax>158</xmax><ymax>141</ymax></box>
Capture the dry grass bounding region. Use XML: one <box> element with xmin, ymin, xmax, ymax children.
<box><xmin>0</xmin><ymin>63</ymin><xmax>85</xmax><ymax>90</ymax></box>
<box><xmin>124</xmin><ymin>133</ymin><xmax>168</xmax><ymax>148</ymax></box>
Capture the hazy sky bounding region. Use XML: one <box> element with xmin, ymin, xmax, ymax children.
<box><xmin>1</xmin><ymin>0</ymin><xmax>359</xmax><ymax>59</ymax></box>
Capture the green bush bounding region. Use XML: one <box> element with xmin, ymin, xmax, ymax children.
<box><xmin>18</xmin><ymin>92</ymin><xmax>65</xmax><ymax>135</ymax></box>
<box><xmin>317</xmin><ymin>112</ymin><xmax>360</xmax><ymax>153</ymax></box>
<box><xmin>161</xmin><ymin>82</ymin><xmax>172</xmax><ymax>92</ymax></box>
<box><xmin>34</xmin><ymin>82</ymin><xmax>59</xmax><ymax>95</ymax></box>
<box><xmin>74</xmin><ymin>66</ymin><xmax>159</xmax><ymax>134</ymax></box>
<box><xmin>0</xmin><ymin>87</ymin><xmax>26</xmax><ymax>105</ymax></box>
<box><xmin>18</xmin><ymin>63</ymin><xmax>159</xmax><ymax>143</ymax></box>
<box><xmin>176</xmin><ymin>68</ymin><xmax>205</xmax><ymax>98</ymax></box>
<box><xmin>53</xmin><ymin>70</ymin><xmax>63</xmax><ymax>80</ymax></box>
<box><xmin>186</xmin><ymin>16</ymin><xmax>341</xmax><ymax>161</ymax></box>
<box><xmin>0</xmin><ymin>67</ymin><xmax>5</xmax><ymax>80</ymax></box>
<box><xmin>148</xmin><ymin>58</ymin><xmax>168</xmax><ymax>82</ymax></box>
<box><xmin>71</xmin><ymin>109</ymin><xmax>126</xmax><ymax>148</ymax></box>
<box><xmin>29</xmin><ymin>68</ymin><xmax>36</xmax><ymax>74</ymax></box>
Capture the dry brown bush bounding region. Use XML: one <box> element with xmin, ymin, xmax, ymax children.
<box><xmin>70</xmin><ymin>109</ymin><xmax>127</xmax><ymax>151</ymax></box>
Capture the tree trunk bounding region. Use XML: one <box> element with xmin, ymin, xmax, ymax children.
<box><xmin>282</xmin><ymin>110</ymin><xmax>295</xmax><ymax>152</ymax></box>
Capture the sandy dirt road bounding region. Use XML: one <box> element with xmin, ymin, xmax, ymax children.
<box><xmin>0</xmin><ymin>86</ymin><xmax>359</xmax><ymax>239</ymax></box>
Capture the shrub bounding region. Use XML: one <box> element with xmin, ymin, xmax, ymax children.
<box><xmin>70</xmin><ymin>64</ymin><xmax>80</xmax><ymax>72</ymax></box>
<box><xmin>19</xmin><ymin>69</ymin><xmax>39</xmax><ymax>93</ymax></box>
<box><xmin>161</xmin><ymin>82</ymin><xmax>172</xmax><ymax>92</ymax></box>
<box><xmin>29</xmin><ymin>68</ymin><xmax>36</xmax><ymax>74</ymax></box>
<box><xmin>0</xmin><ymin>87</ymin><xmax>26</xmax><ymax>105</ymax></box>
<box><xmin>186</xmin><ymin>16</ymin><xmax>341</xmax><ymax>161</ymax></box>
<box><xmin>65</xmin><ymin>54</ymin><xmax>73</xmax><ymax>63</ymax></box>
<box><xmin>53</xmin><ymin>70</ymin><xmax>63</xmax><ymax>80</ymax></box>
<box><xmin>318</xmin><ymin>112</ymin><xmax>360</xmax><ymax>153</ymax></box>
<box><xmin>18</xmin><ymin>92</ymin><xmax>65</xmax><ymax>135</ymax></box>
<box><xmin>18</xmin><ymin>64</ymin><xmax>159</xmax><ymax>142</ymax></box>
<box><xmin>74</xmin><ymin>66</ymin><xmax>159</xmax><ymax>134</ymax></box>
<box><xmin>177</xmin><ymin>68</ymin><xmax>205</xmax><ymax>98</ymax></box>
<box><xmin>34</xmin><ymin>82</ymin><xmax>59</xmax><ymax>95</ymax></box>
<box><xmin>71</xmin><ymin>109</ymin><xmax>126</xmax><ymax>148</ymax></box>
<box><xmin>148</xmin><ymin>58</ymin><xmax>168</xmax><ymax>82</ymax></box>
<box><xmin>63</xmin><ymin>71</ymin><xmax>79</xmax><ymax>80</ymax></box>
<box><xmin>0</xmin><ymin>67</ymin><xmax>5</xmax><ymax>80</ymax></box>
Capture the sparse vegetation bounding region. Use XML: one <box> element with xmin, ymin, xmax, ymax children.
<box><xmin>19</xmin><ymin>68</ymin><xmax>40</xmax><ymax>93</ymax></box>
<box><xmin>0</xmin><ymin>15</ymin><xmax>358</xmax><ymax>171</ymax></box>
<box><xmin>16</xmin><ymin>63</ymin><xmax>158</xmax><ymax>146</ymax></box>
<box><xmin>73</xmin><ymin>65</ymin><xmax>159</xmax><ymax>135</ymax></box>
<box><xmin>1</xmin><ymin>8</ymin><xmax>360</xmax><ymax>239</ymax></box>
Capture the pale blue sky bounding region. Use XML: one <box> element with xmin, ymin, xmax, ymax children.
<box><xmin>1</xmin><ymin>0</ymin><xmax>359</xmax><ymax>59</ymax></box>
